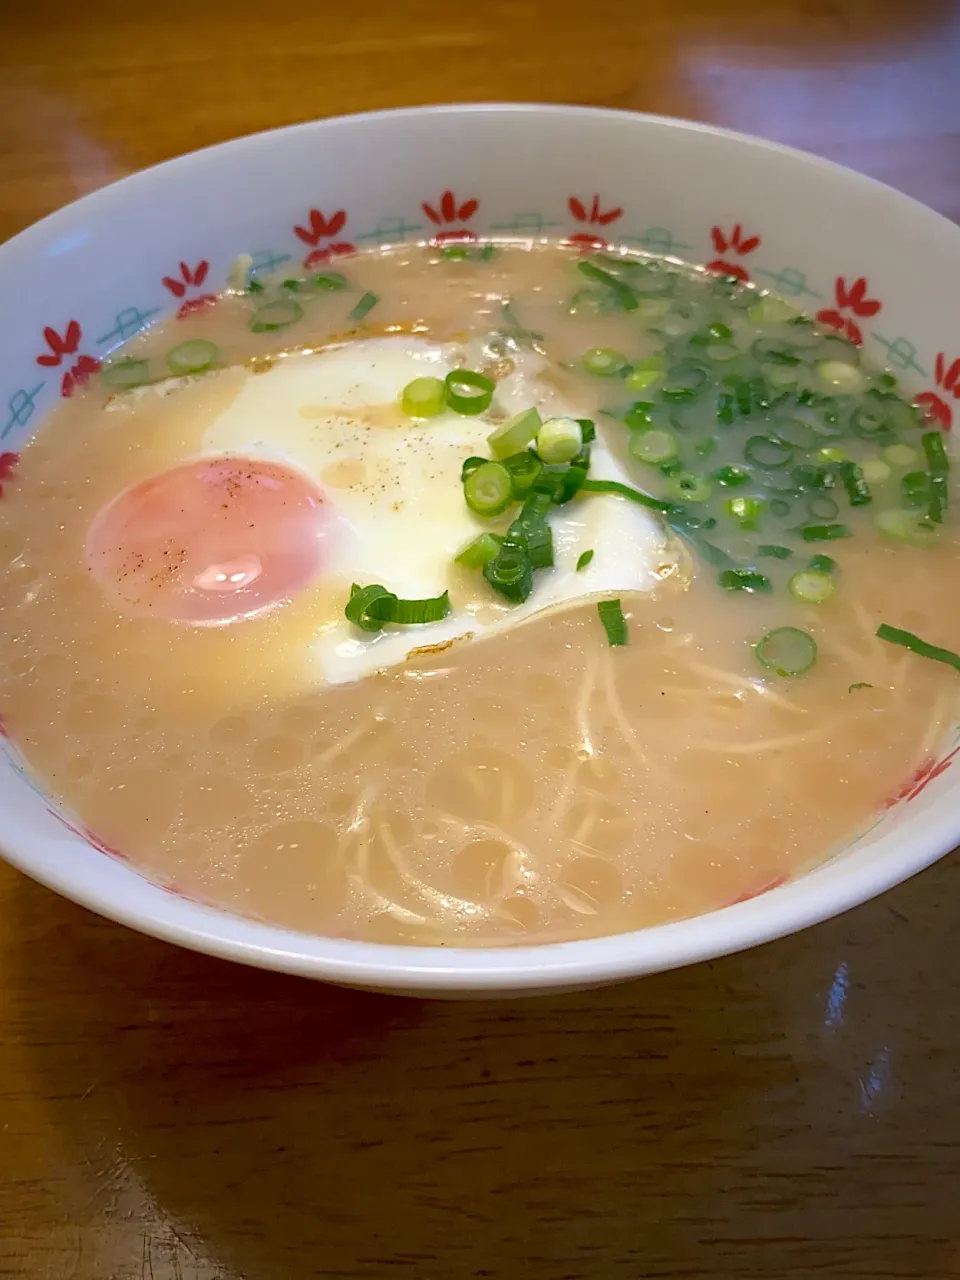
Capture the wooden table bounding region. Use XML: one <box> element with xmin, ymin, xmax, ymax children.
<box><xmin>2</xmin><ymin>2</ymin><xmax>960</xmax><ymax>1276</ymax></box>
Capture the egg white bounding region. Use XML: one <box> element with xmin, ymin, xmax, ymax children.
<box><xmin>199</xmin><ymin>337</ymin><xmax>674</xmax><ymax>686</ymax></box>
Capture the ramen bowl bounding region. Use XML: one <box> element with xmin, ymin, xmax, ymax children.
<box><xmin>1</xmin><ymin>104</ymin><xmax>959</xmax><ymax>998</ymax></box>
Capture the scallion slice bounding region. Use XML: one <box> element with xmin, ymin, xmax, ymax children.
<box><xmin>799</xmin><ymin>523</ymin><xmax>852</xmax><ymax>542</ymax></box>
<box><xmin>446</xmin><ymin>369</ymin><xmax>495</xmax><ymax>416</ymax></box>
<box><xmin>488</xmin><ymin>407</ymin><xmax>541</xmax><ymax>456</ymax></box>
<box><xmin>630</xmin><ymin>428</ymin><xmax>678</xmax><ymax>465</ymax></box>
<box><xmin>347</xmin><ymin>584</ymin><xmax>452</xmax><ymax>630</ymax></box>
<box><xmin>484</xmin><ymin>537</ymin><xmax>533</xmax><ymax>602</ymax></box>
<box><xmin>808</xmin><ymin>554</ymin><xmax>838</xmax><ymax>574</ymax></box>
<box><xmin>666</xmin><ymin>471</ymin><xmax>712</xmax><ymax>503</ymax></box>
<box><xmin>755</xmin><ymin>627</ymin><xmax>818</xmax><ymax>677</ymax></box>
<box><xmin>166</xmin><ymin>339</ymin><xmax>219</xmax><ymax>374</ymax></box>
<box><xmin>460</xmin><ymin>456</ymin><xmax>487</xmax><ymax>483</ymax></box>
<box><xmin>625</xmin><ymin>356</ymin><xmax>665</xmax><ymax>391</ymax></box>
<box><xmin>597</xmin><ymin>599</ymin><xmax>628</xmax><ymax>646</ymax></box>
<box><xmin>582</xmin><ymin>347</ymin><xmax>629</xmax><ymax>377</ymax></box>
<box><xmin>744</xmin><ymin>435</ymin><xmax>793</xmax><ymax>468</ymax></box>
<box><xmin>537</xmin><ymin>417</ymin><xmax>583</xmax><ymax>463</ymax></box>
<box><xmin>837</xmin><ymin>461</ymin><xmax>872</xmax><ymax>507</ymax></box>
<box><xmin>455</xmin><ymin>532</ymin><xmax>503</xmax><ymax>569</ymax></box>
<box><xmin>250</xmin><ymin>300</ymin><xmax>303</xmax><ymax>333</ymax></box>
<box><xmin>718</xmin><ymin>569</ymin><xmax>772</xmax><ymax>593</ymax></box>
<box><xmin>576</xmin><ymin>549</ymin><xmax>594</xmax><ymax>572</ymax></box>
<box><xmin>345</xmin><ymin>583</ymin><xmax>395</xmax><ymax>633</ymax></box>
<box><xmin>876</xmin><ymin>624</ymin><xmax>960</xmax><ymax>674</ymax></box>
<box><xmin>577</xmin><ymin>260</ymin><xmax>639</xmax><ymax>311</ymax></box>
<box><xmin>501</xmin><ymin>450</ymin><xmax>543</xmax><ymax>497</ymax></box>
<box><xmin>102</xmin><ymin>358</ymin><xmax>150</xmax><ymax>389</ymax></box>
<box><xmin>464</xmin><ymin>461</ymin><xmax>513</xmax><ymax>517</ymax></box>
<box><xmin>789</xmin><ymin>570</ymin><xmax>835</xmax><ymax>604</ymax></box>
<box><xmin>349</xmin><ymin>291</ymin><xmax>379</xmax><ymax>323</ymax></box>
<box><xmin>875</xmin><ymin>508</ymin><xmax>939</xmax><ymax>547</ymax></box>
<box><xmin>579</xmin><ymin>478</ymin><xmax>672</xmax><ymax>512</ymax></box>
<box><xmin>758</xmin><ymin>544</ymin><xmax>793</xmax><ymax>560</ymax></box>
<box><xmin>402</xmin><ymin>376</ymin><xmax>446</xmax><ymax>419</ymax></box>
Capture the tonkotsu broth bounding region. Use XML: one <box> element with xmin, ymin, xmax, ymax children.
<box><xmin>1</xmin><ymin>240</ymin><xmax>958</xmax><ymax>946</ymax></box>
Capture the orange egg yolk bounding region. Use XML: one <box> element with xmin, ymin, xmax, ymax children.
<box><xmin>85</xmin><ymin>456</ymin><xmax>329</xmax><ymax>624</ymax></box>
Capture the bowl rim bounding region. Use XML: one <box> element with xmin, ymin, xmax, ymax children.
<box><xmin>3</xmin><ymin>101</ymin><xmax>960</xmax><ymax>993</ymax></box>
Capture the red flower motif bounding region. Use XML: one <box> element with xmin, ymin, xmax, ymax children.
<box><xmin>35</xmin><ymin>322</ymin><xmax>101</xmax><ymax>397</ymax></box>
<box><xmin>885</xmin><ymin>745</ymin><xmax>960</xmax><ymax>809</ymax></box>
<box><xmin>565</xmin><ymin>194</ymin><xmax>623</xmax><ymax>251</ymax></box>
<box><xmin>421</xmin><ymin>190</ymin><xmax>479</xmax><ymax>245</ymax></box>
<box><xmin>706</xmin><ymin>224</ymin><xmax>761</xmax><ymax>283</ymax></box>
<box><xmin>815</xmin><ymin>276</ymin><xmax>882</xmax><ymax>346</ymax></box>
<box><xmin>915</xmin><ymin>351</ymin><xmax>960</xmax><ymax>432</ymax></box>
<box><xmin>293</xmin><ymin>208</ymin><xmax>355</xmax><ymax>267</ymax></box>
<box><xmin>0</xmin><ymin>712</ymin><xmax>7</xmax><ymax>739</ymax></box>
<box><xmin>730</xmin><ymin>872</ymin><xmax>787</xmax><ymax>905</ymax></box>
<box><xmin>162</xmin><ymin>260</ymin><xmax>217</xmax><ymax>319</ymax></box>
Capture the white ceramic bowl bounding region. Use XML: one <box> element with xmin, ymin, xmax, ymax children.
<box><xmin>2</xmin><ymin>104</ymin><xmax>959</xmax><ymax>997</ymax></box>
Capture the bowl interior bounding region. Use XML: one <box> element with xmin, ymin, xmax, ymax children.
<box><xmin>2</xmin><ymin>105</ymin><xmax>959</xmax><ymax>993</ymax></box>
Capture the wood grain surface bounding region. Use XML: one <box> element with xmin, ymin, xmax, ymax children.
<box><xmin>2</xmin><ymin>2</ymin><xmax>960</xmax><ymax>1276</ymax></box>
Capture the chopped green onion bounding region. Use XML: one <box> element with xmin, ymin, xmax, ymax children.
<box><xmin>537</xmin><ymin>417</ymin><xmax>583</xmax><ymax>463</ymax></box>
<box><xmin>718</xmin><ymin>569</ymin><xmax>772</xmax><ymax>593</ymax></box>
<box><xmin>630</xmin><ymin>428</ymin><xmax>678</xmax><ymax>465</ymax></box>
<box><xmin>508</xmin><ymin>492</ymin><xmax>554</xmax><ymax>569</ymax></box>
<box><xmin>696</xmin><ymin>437</ymin><xmax>718</xmax><ymax>458</ymax></box>
<box><xmin>501</xmin><ymin>450</ymin><xmax>543</xmax><ymax>497</ymax></box>
<box><xmin>800</xmin><ymin>524</ymin><xmax>852</xmax><ymax>542</ymax></box>
<box><xmin>901</xmin><ymin>471</ymin><xmax>931</xmax><ymax>510</ymax></box>
<box><xmin>849</xmin><ymin>682</ymin><xmax>873</xmax><ymax>692</ymax></box>
<box><xmin>577</xmin><ymin>260</ymin><xmax>639</xmax><ymax>311</ymax></box>
<box><xmin>579</xmin><ymin>478</ymin><xmax>672</xmax><ymax>512</ymax></box>
<box><xmin>401</xmin><ymin>376</ymin><xmax>446</xmax><ymax>419</ymax></box>
<box><xmin>806</xmin><ymin>495</ymin><xmax>840</xmax><ymax>521</ymax></box>
<box><xmin>818</xmin><ymin>360</ymin><xmax>866</xmax><ymax>393</ymax></box>
<box><xmin>624</xmin><ymin>401</ymin><xmax>655</xmax><ymax>430</ymax></box>
<box><xmin>625</xmin><ymin>356</ymin><xmax>665</xmax><ymax>391</ymax></box>
<box><xmin>387</xmin><ymin>592</ymin><xmax>453</xmax><ymax>624</ymax></box>
<box><xmin>725</xmin><ymin>496</ymin><xmax>764</xmax><ymax>529</ymax></box>
<box><xmin>755</xmin><ymin>627</ymin><xmax>818</xmax><ymax>677</ymax></box>
<box><xmin>758</xmin><ymin>544</ymin><xmax>793</xmax><ymax>560</ymax></box>
<box><xmin>576</xmin><ymin>549</ymin><xmax>594</xmax><ymax>572</ymax></box>
<box><xmin>808</xmin><ymin>554</ymin><xmax>838</xmax><ymax>574</ymax></box>
<box><xmin>662</xmin><ymin>364</ymin><xmax>709</xmax><ymax>402</ymax></box>
<box><xmin>875</xmin><ymin>507</ymin><xmax>939</xmax><ymax>547</ymax></box>
<box><xmin>817</xmin><ymin>446</ymin><xmax>847</xmax><ymax>464</ymax></box>
<box><xmin>775</xmin><ymin>419</ymin><xmax>821</xmax><ymax>451</ymax></box>
<box><xmin>837</xmin><ymin>461</ymin><xmax>872</xmax><ymax>507</ymax></box>
<box><xmin>439</xmin><ymin>245</ymin><xmax>471</xmax><ymax>260</ymax></box>
<box><xmin>464</xmin><ymin>461</ymin><xmax>513</xmax><ymax>516</ymax></box>
<box><xmin>793</xmin><ymin>463</ymin><xmax>834</xmax><ymax>492</ymax></box>
<box><xmin>713</xmin><ymin>465</ymin><xmax>750</xmax><ymax>487</ymax></box>
<box><xmin>884</xmin><ymin>443</ymin><xmax>917</xmax><ymax>467</ymax></box>
<box><xmin>582</xmin><ymin>347</ymin><xmax>629</xmax><ymax>377</ymax></box>
<box><xmin>247</xmin><ymin>278</ymin><xmax>265</xmax><ymax>294</ymax></box>
<box><xmin>455</xmin><ymin>532</ymin><xmax>503</xmax><ymax>569</ymax></box>
<box><xmin>922</xmin><ymin>431</ymin><xmax>949</xmax><ymax>474</ymax></box>
<box><xmin>345</xmin><ymin>583</ymin><xmax>395</xmax><ymax>633</ymax></box>
<box><xmin>770</xmin><ymin>498</ymin><xmax>792</xmax><ymax>517</ymax></box>
<box><xmin>306</xmin><ymin>271</ymin><xmax>348</xmax><ymax>292</ymax></box>
<box><xmin>578</xmin><ymin>418</ymin><xmax>597</xmax><ymax>443</ymax></box>
<box><xmin>667</xmin><ymin>471</ymin><xmax>712</xmax><ymax>503</ymax></box>
<box><xmin>166</xmin><ymin>339</ymin><xmax>219</xmax><ymax>374</ymax></box>
<box><xmin>876</xmin><ymin>624</ymin><xmax>960</xmax><ymax>674</ymax></box>
<box><xmin>488</xmin><ymin>407</ymin><xmax>541</xmax><ymax>456</ymax></box>
<box><xmin>460</xmin><ymin>456</ymin><xmax>486</xmax><ymax>482</ymax></box>
<box><xmin>102</xmin><ymin>358</ymin><xmax>150</xmax><ymax>389</ymax></box>
<box><xmin>349</xmin><ymin>291</ymin><xmax>379</xmax><ymax>323</ymax></box>
<box><xmin>748</xmin><ymin>296</ymin><xmax>799</xmax><ymax>325</ymax></box>
<box><xmin>345</xmin><ymin>584</ymin><xmax>450</xmax><ymax>630</ymax></box>
<box><xmin>478</xmin><ymin>243</ymin><xmax>497</xmax><ymax>261</ymax></box>
<box><xmin>861</xmin><ymin>458</ymin><xmax>892</xmax><ymax>485</ymax></box>
<box><xmin>789</xmin><ymin>570</ymin><xmax>835</xmax><ymax>604</ymax></box>
<box><xmin>249</xmin><ymin>299</ymin><xmax>303</xmax><ymax>332</ymax></box>
<box><xmin>446</xmin><ymin>369</ymin><xmax>495</xmax><ymax>416</ymax></box>
<box><xmin>483</xmin><ymin>536</ymin><xmax>533</xmax><ymax>602</ymax></box>
<box><xmin>597</xmin><ymin>599</ymin><xmax>628</xmax><ymax>646</ymax></box>
<box><xmin>744</xmin><ymin>435</ymin><xmax>793</xmax><ymax>468</ymax></box>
